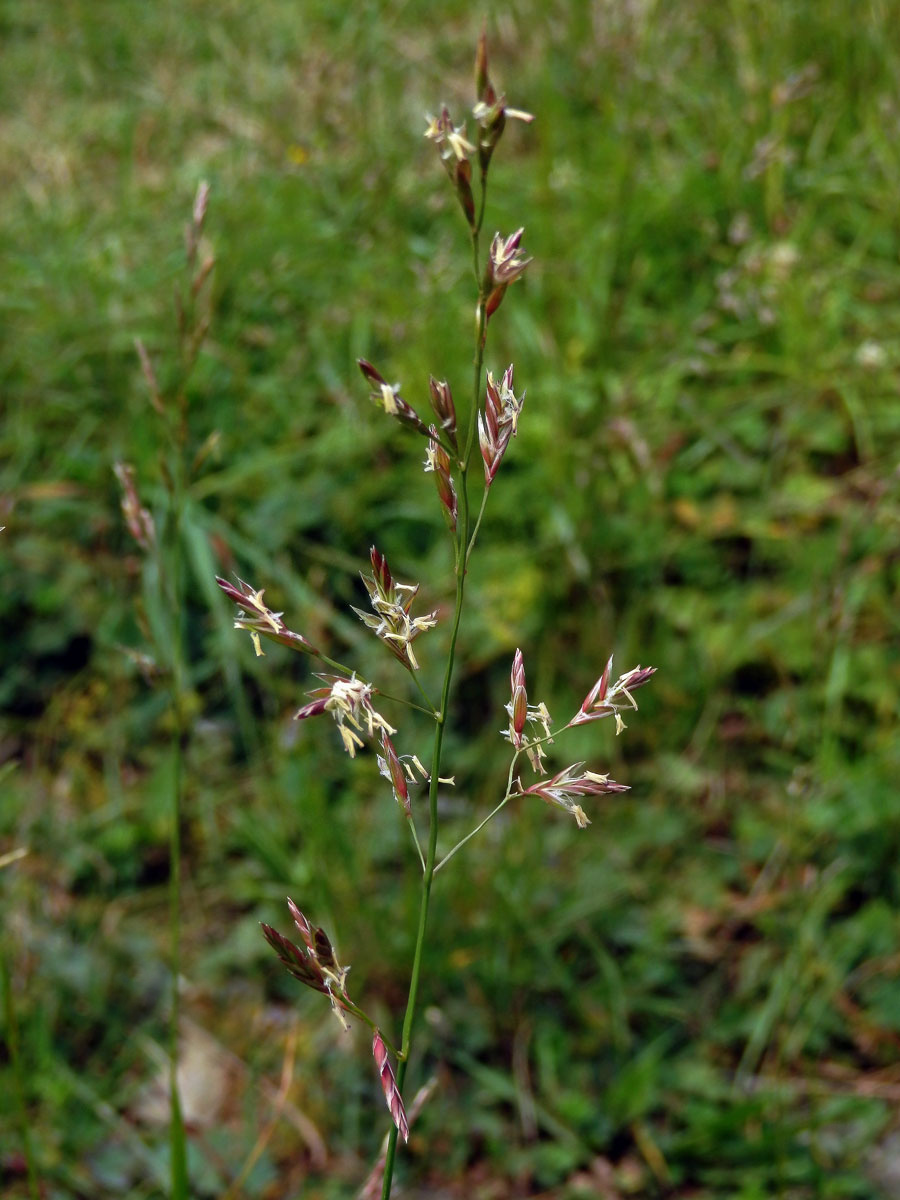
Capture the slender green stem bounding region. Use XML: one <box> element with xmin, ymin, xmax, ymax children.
<box><xmin>339</xmin><ymin>998</ymin><xmax>401</xmax><ymax>1057</ymax></box>
<box><xmin>380</xmin><ymin>150</ymin><xmax>491</xmax><ymax>1200</ymax></box>
<box><xmin>435</xmin><ymin>725</ymin><xmax>562</xmax><ymax>870</ymax></box>
<box><xmin>466</xmin><ymin>304</ymin><xmax>489</xmax><ymax>471</ymax></box>
<box><xmin>466</xmin><ymin>485</ymin><xmax>491</xmax><ymax>565</ymax></box>
<box><xmin>435</xmin><ymin>743</ymin><xmax>522</xmax><ymax>873</ymax></box>
<box><xmin>379</xmin><ymin>691</ymin><xmax>434</xmax><ymax>718</ymax></box>
<box><xmin>407</xmin><ymin>670</ymin><xmax>438</xmax><ymax>717</ymax></box>
<box><xmin>434</xmin><ymin>791</ymin><xmax>514</xmax><ymax>875</ymax></box>
<box><xmin>464</xmin><ymin>177</ymin><xmax>490</xmax><ymax>471</ymax></box>
<box><xmin>470</xmin><ymin>171</ymin><xmax>488</xmax><ymax>282</ymax></box>
<box><xmin>407</xmin><ymin>814</ymin><xmax>427</xmax><ymax>873</ymax></box>
<box><xmin>1</xmin><ymin>943</ymin><xmax>40</xmax><ymax>1200</ymax></box>
<box><xmin>313</xmin><ymin>649</ymin><xmax>366</xmax><ymax>678</ymax></box>
<box><xmin>380</xmin><ymin>499</ymin><xmax>471</xmax><ymax>1197</ymax></box>
<box><xmin>167</xmin><ymin>699</ymin><xmax>187</xmax><ymax>1198</ymax></box>
<box><xmin>315</xmin><ymin>647</ymin><xmax>436</xmax><ymax>718</ymax></box>
<box><xmin>380</xmin><ymin>342</ymin><xmax>479</xmax><ymax>1200</ymax></box>
<box><xmin>167</xmin><ymin>471</ymin><xmax>189</xmax><ymax>1200</ymax></box>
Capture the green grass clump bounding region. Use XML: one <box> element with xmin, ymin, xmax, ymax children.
<box><xmin>3</xmin><ymin>1</ymin><xmax>900</xmax><ymax>1196</ymax></box>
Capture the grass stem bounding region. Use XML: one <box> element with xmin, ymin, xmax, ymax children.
<box><xmin>1</xmin><ymin>944</ymin><xmax>40</xmax><ymax>1200</ymax></box>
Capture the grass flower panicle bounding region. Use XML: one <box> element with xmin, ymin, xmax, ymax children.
<box><xmin>261</xmin><ymin>901</ymin><xmax>354</xmax><ymax>1031</ymax></box>
<box><xmin>501</xmin><ymin>648</ymin><xmax>553</xmax><ymax>771</ymax></box>
<box><xmin>232</xmin><ymin>38</ymin><xmax>656</xmax><ymax>1198</ymax></box>
<box><xmin>483</xmin><ymin>229</ymin><xmax>531</xmax><ymax>320</ymax></box>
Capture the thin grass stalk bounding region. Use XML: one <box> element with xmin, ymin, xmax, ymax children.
<box><xmin>379</xmin><ymin>195</ymin><xmax>488</xmax><ymax>1200</ymax></box>
<box><xmin>118</xmin><ymin>183</ymin><xmax>220</xmax><ymax>1198</ymax></box>
<box><xmin>1</xmin><ymin>944</ymin><xmax>40</xmax><ymax>1200</ymax></box>
<box><xmin>167</xmin><ymin>692</ymin><xmax>188</xmax><ymax>1197</ymax></box>
<box><xmin>166</xmin><ymin>452</ymin><xmax>189</xmax><ymax>1199</ymax></box>
<box><xmin>379</xmin><ymin>502</ymin><xmax>471</xmax><ymax>1199</ymax></box>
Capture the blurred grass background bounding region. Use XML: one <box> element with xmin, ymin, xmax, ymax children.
<box><xmin>3</xmin><ymin>0</ymin><xmax>900</xmax><ymax>1196</ymax></box>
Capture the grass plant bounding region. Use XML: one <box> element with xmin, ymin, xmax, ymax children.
<box><xmin>227</xmin><ymin>39</ymin><xmax>655</xmax><ymax>1195</ymax></box>
<box><xmin>113</xmin><ymin>183</ymin><xmax>222</xmax><ymax>1198</ymax></box>
<box><xmin>3</xmin><ymin>2</ymin><xmax>900</xmax><ymax>1197</ymax></box>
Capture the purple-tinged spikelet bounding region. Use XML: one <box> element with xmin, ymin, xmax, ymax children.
<box><xmin>569</xmin><ymin>658</ymin><xmax>657</xmax><ymax>731</ymax></box>
<box><xmin>372</xmin><ymin>1031</ymin><xmax>409</xmax><ymax>1143</ymax></box>
<box><xmin>216</xmin><ymin>577</ymin><xmax>318</xmax><ymax>657</ymax></box>
<box><xmin>358</xmin><ymin>359</ymin><xmax>430</xmax><ymax>435</ymax></box>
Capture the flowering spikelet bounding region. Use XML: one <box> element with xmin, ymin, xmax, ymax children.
<box><xmin>428</xmin><ymin>377</ymin><xmax>458</xmax><ymax>451</ymax></box>
<box><xmin>473</xmin><ymin>30</ymin><xmax>534</xmax><ymax>173</ymax></box>
<box><xmin>113</xmin><ymin>462</ymin><xmax>155</xmax><ymax>551</ymax></box>
<box><xmin>260</xmin><ymin>922</ymin><xmax>329</xmax><ymax>994</ymax></box>
<box><xmin>479</xmin><ymin>364</ymin><xmax>525</xmax><ymax>486</ymax></box>
<box><xmin>487</xmin><ymin>228</ymin><xmax>531</xmax><ymax>288</ymax></box>
<box><xmin>357</xmin><ymin>1078</ymin><xmax>437</xmax><ymax>1200</ymax></box>
<box><xmin>569</xmin><ymin>658</ymin><xmax>657</xmax><ymax>734</ymax></box>
<box><xmin>261</xmin><ymin>899</ymin><xmax>352</xmax><ymax>1029</ymax></box>
<box><xmin>216</xmin><ymin>576</ymin><xmax>318</xmax><ymax>658</ymax></box>
<box><xmin>372</xmin><ymin>1031</ymin><xmax>409</xmax><ymax>1143</ymax></box>
<box><xmin>358</xmin><ymin>359</ymin><xmax>430</xmax><ymax>435</ymax></box>
<box><xmin>508</xmin><ymin>648</ymin><xmax>527</xmax><ymax>748</ymax></box>
<box><xmin>352</xmin><ymin>546</ymin><xmax>438</xmax><ymax>671</ymax></box>
<box><xmin>424</xmin><ymin>426</ymin><xmax>458</xmax><ymax>531</ymax></box>
<box><xmin>501</xmin><ymin>647</ymin><xmax>553</xmax><ymax>770</ymax></box>
<box><xmin>516</xmin><ymin>763</ymin><xmax>629</xmax><ymax>829</ymax></box>
<box><xmin>294</xmin><ymin>673</ymin><xmax>395</xmax><ymax>758</ymax></box>
<box><xmin>378</xmin><ymin>729</ymin><xmax>411</xmax><ymax>817</ymax></box>
<box><xmin>424</xmin><ymin>107</ymin><xmax>476</xmax><ymax>228</ymax></box>
<box><xmin>377</xmin><ymin>737</ymin><xmax>454</xmax><ymax>810</ymax></box>
<box><xmin>185</xmin><ymin>179</ymin><xmax>210</xmax><ymax>265</ymax></box>
<box><xmin>482</xmin><ymin>228</ymin><xmax>531</xmax><ymax>320</ymax></box>
<box><xmin>134</xmin><ymin>338</ymin><xmax>164</xmax><ymax>414</ymax></box>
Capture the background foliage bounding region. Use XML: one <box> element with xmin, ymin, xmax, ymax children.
<box><xmin>3</xmin><ymin>0</ymin><xmax>900</xmax><ymax>1196</ymax></box>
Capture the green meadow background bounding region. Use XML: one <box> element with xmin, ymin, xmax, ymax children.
<box><xmin>4</xmin><ymin>1</ymin><xmax>900</xmax><ymax>1196</ymax></box>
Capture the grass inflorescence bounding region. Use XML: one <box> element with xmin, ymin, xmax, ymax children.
<box><xmin>3</xmin><ymin>2</ymin><xmax>900</xmax><ymax>1197</ymax></box>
